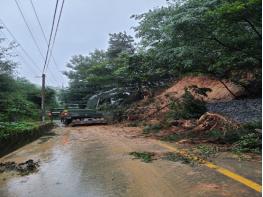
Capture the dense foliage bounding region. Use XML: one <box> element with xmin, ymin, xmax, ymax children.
<box><xmin>0</xmin><ymin>35</ymin><xmax>57</xmax><ymax>122</ymax></box>
<box><xmin>63</xmin><ymin>0</ymin><xmax>261</xmax><ymax>111</ymax></box>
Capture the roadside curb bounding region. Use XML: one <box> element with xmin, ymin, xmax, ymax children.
<box><xmin>0</xmin><ymin>122</ymin><xmax>54</xmax><ymax>158</ymax></box>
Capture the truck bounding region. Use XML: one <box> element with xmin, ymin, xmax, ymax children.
<box><xmin>60</xmin><ymin>107</ymin><xmax>107</xmax><ymax>126</ymax></box>
<box><xmin>48</xmin><ymin>108</ymin><xmax>64</xmax><ymax>119</ymax></box>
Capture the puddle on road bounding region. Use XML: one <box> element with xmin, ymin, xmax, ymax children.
<box><xmin>0</xmin><ymin>128</ymin><xmax>130</xmax><ymax>197</ymax></box>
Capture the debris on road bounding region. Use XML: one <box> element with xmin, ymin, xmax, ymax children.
<box><xmin>0</xmin><ymin>160</ymin><xmax>39</xmax><ymax>175</ymax></box>
<box><xmin>162</xmin><ymin>152</ymin><xmax>195</xmax><ymax>165</ymax></box>
<box><xmin>194</xmin><ymin>112</ymin><xmax>239</xmax><ymax>132</ymax></box>
<box><xmin>129</xmin><ymin>152</ymin><xmax>156</xmax><ymax>163</ymax></box>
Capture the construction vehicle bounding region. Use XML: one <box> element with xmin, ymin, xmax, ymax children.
<box><xmin>60</xmin><ymin>105</ymin><xmax>106</xmax><ymax>126</ymax></box>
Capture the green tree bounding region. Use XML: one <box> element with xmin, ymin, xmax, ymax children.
<box><xmin>133</xmin><ymin>0</ymin><xmax>261</xmax><ymax>79</ymax></box>
<box><xmin>107</xmin><ymin>32</ymin><xmax>135</xmax><ymax>59</ymax></box>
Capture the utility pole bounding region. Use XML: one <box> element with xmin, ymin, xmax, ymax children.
<box><xmin>41</xmin><ymin>73</ymin><xmax>46</xmax><ymax>123</ymax></box>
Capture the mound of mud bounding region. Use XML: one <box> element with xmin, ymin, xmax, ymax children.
<box><xmin>0</xmin><ymin>159</ymin><xmax>39</xmax><ymax>175</ymax></box>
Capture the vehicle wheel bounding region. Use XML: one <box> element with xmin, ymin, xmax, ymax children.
<box><xmin>65</xmin><ymin>119</ymin><xmax>72</xmax><ymax>125</ymax></box>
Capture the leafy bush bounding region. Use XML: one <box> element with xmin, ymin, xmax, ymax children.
<box><xmin>231</xmin><ymin>122</ymin><xmax>262</xmax><ymax>154</ymax></box>
<box><xmin>232</xmin><ymin>133</ymin><xmax>261</xmax><ymax>154</ymax></box>
<box><xmin>0</xmin><ymin>122</ymin><xmax>39</xmax><ymax>140</ymax></box>
<box><xmin>167</xmin><ymin>89</ymin><xmax>207</xmax><ymax>120</ymax></box>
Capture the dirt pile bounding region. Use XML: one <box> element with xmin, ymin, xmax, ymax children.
<box><xmin>161</xmin><ymin>76</ymin><xmax>244</xmax><ymax>102</ymax></box>
<box><xmin>128</xmin><ymin>76</ymin><xmax>245</xmax><ymax>121</ymax></box>
<box><xmin>0</xmin><ymin>159</ymin><xmax>39</xmax><ymax>175</ymax></box>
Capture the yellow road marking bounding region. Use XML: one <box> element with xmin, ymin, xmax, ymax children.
<box><xmin>156</xmin><ymin>141</ymin><xmax>262</xmax><ymax>193</ymax></box>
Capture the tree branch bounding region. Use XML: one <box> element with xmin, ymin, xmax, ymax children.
<box><xmin>212</xmin><ymin>37</ymin><xmax>261</xmax><ymax>62</ymax></box>
<box><xmin>243</xmin><ymin>18</ymin><xmax>262</xmax><ymax>39</ymax></box>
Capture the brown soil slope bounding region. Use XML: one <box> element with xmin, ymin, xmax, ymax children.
<box><xmin>129</xmin><ymin>76</ymin><xmax>245</xmax><ymax>120</ymax></box>
<box><xmin>163</xmin><ymin>76</ymin><xmax>244</xmax><ymax>102</ymax></box>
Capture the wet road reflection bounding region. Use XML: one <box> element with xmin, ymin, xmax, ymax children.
<box><xmin>0</xmin><ymin>127</ymin><xmax>129</xmax><ymax>197</ymax></box>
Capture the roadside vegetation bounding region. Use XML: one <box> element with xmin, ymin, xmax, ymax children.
<box><xmin>0</xmin><ymin>122</ymin><xmax>54</xmax><ymax>141</ymax></box>
<box><xmin>0</xmin><ymin>33</ymin><xmax>57</xmax><ymax>145</ymax></box>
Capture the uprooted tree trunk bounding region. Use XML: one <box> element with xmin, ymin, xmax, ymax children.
<box><xmin>194</xmin><ymin>112</ymin><xmax>240</xmax><ymax>133</ymax></box>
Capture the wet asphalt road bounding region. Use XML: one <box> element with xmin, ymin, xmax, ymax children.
<box><xmin>0</xmin><ymin>125</ymin><xmax>261</xmax><ymax>197</ymax></box>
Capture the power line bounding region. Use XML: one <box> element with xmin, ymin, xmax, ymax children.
<box><xmin>0</xmin><ymin>29</ymin><xmax>39</xmax><ymax>76</ymax></box>
<box><xmin>29</xmin><ymin>0</ymin><xmax>48</xmax><ymax>47</ymax></box>
<box><xmin>0</xmin><ymin>28</ymin><xmax>59</xmax><ymax>85</ymax></box>
<box><xmin>12</xmin><ymin>0</ymin><xmax>63</xmax><ymax>85</ymax></box>
<box><xmin>46</xmin><ymin>0</ymin><xmax>65</xmax><ymax>71</ymax></box>
<box><xmin>30</xmin><ymin>0</ymin><xmax>62</xmax><ymax>74</ymax></box>
<box><xmin>42</xmin><ymin>0</ymin><xmax>59</xmax><ymax>74</ymax></box>
<box><xmin>13</xmin><ymin>0</ymin><xmax>45</xmax><ymax>61</ymax></box>
<box><xmin>0</xmin><ymin>19</ymin><xmax>59</xmax><ymax>85</ymax></box>
<box><xmin>12</xmin><ymin>0</ymin><xmax>60</xmax><ymax>84</ymax></box>
<box><xmin>0</xmin><ymin>28</ymin><xmax>60</xmax><ymax>85</ymax></box>
<box><xmin>0</xmin><ymin>19</ymin><xmax>41</xmax><ymax>73</ymax></box>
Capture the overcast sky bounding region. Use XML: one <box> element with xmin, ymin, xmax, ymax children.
<box><xmin>0</xmin><ymin>0</ymin><xmax>166</xmax><ymax>87</ymax></box>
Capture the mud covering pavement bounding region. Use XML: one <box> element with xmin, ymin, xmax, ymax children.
<box><xmin>0</xmin><ymin>125</ymin><xmax>261</xmax><ymax>197</ymax></box>
<box><xmin>0</xmin><ymin>160</ymin><xmax>39</xmax><ymax>175</ymax></box>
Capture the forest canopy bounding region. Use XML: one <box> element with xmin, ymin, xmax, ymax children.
<box><xmin>62</xmin><ymin>0</ymin><xmax>261</xmax><ymax>110</ymax></box>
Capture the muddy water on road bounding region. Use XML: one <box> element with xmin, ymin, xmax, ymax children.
<box><xmin>0</xmin><ymin>127</ymin><xmax>131</xmax><ymax>197</ymax></box>
<box><xmin>0</xmin><ymin>126</ymin><xmax>261</xmax><ymax>197</ymax></box>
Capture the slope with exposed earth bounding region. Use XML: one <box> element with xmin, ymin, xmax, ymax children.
<box><xmin>128</xmin><ymin>76</ymin><xmax>261</xmax><ymax>123</ymax></box>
